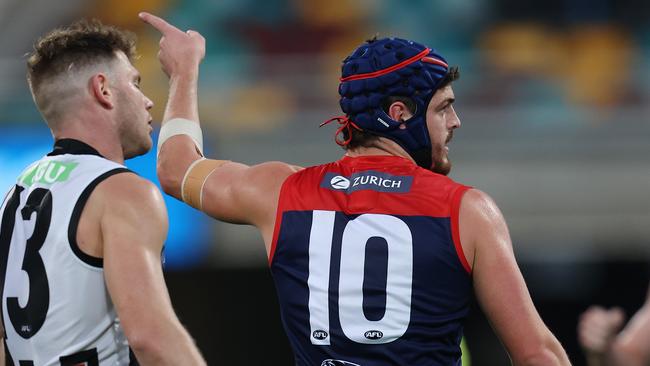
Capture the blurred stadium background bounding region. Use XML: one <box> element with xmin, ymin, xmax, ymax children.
<box><xmin>0</xmin><ymin>0</ymin><xmax>649</xmax><ymax>364</ymax></box>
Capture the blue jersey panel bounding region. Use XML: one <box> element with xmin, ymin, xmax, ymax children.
<box><xmin>271</xmin><ymin>210</ymin><xmax>472</xmax><ymax>366</ymax></box>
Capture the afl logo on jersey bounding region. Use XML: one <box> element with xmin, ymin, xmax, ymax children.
<box><xmin>321</xmin><ymin>360</ymin><xmax>361</xmax><ymax>366</ymax></box>
<box><xmin>313</xmin><ymin>329</ymin><xmax>329</xmax><ymax>340</ymax></box>
<box><xmin>364</xmin><ymin>330</ymin><xmax>383</xmax><ymax>340</ymax></box>
<box><xmin>330</xmin><ymin>176</ymin><xmax>350</xmax><ymax>190</ymax></box>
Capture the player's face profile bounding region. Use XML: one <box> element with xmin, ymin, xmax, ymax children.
<box><xmin>111</xmin><ymin>51</ymin><xmax>154</xmax><ymax>159</ymax></box>
<box><xmin>425</xmin><ymin>86</ymin><xmax>460</xmax><ymax>175</ymax></box>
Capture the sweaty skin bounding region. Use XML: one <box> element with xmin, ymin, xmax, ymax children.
<box><xmin>141</xmin><ymin>12</ymin><xmax>571</xmax><ymax>365</ymax></box>
<box><xmin>17</xmin><ymin>21</ymin><xmax>205</xmax><ymax>364</ymax></box>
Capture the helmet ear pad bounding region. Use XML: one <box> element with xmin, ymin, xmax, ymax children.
<box><xmin>372</xmin><ymin>94</ymin><xmax>433</xmax><ymax>169</ymax></box>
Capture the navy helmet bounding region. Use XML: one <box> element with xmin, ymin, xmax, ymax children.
<box><xmin>332</xmin><ymin>37</ymin><xmax>451</xmax><ymax>169</ymax></box>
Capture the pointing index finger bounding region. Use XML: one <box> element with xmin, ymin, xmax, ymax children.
<box><xmin>138</xmin><ymin>12</ymin><xmax>177</xmax><ymax>35</ymax></box>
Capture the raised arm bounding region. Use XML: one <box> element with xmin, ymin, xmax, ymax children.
<box><xmin>140</xmin><ymin>13</ymin><xmax>299</xmax><ymax>251</ymax></box>
<box><xmin>138</xmin><ymin>12</ymin><xmax>205</xmax><ymax>196</ymax></box>
<box><xmin>99</xmin><ymin>173</ymin><xmax>205</xmax><ymax>365</ymax></box>
<box><xmin>459</xmin><ymin>189</ymin><xmax>571</xmax><ymax>365</ymax></box>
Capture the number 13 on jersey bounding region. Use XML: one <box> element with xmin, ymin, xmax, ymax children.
<box><xmin>307</xmin><ymin>211</ymin><xmax>413</xmax><ymax>345</ymax></box>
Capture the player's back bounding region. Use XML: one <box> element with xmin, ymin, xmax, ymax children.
<box><xmin>0</xmin><ymin>139</ymin><xmax>134</xmax><ymax>365</ymax></box>
<box><xmin>270</xmin><ymin>155</ymin><xmax>472</xmax><ymax>366</ymax></box>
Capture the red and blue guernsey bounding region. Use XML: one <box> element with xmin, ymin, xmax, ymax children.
<box><xmin>269</xmin><ymin>155</ymin><xmax>473</xmax><ymax>366</ymax></box>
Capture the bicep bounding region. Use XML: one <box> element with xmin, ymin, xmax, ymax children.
<box><xmin>464</xmin><ymin>190</ymin><xmax>553</xmax><ymax>360</ymax></box>
<box><xmin>101</xmin><ymin>183</ymin><xmax>176</xmax><ymax>337</ymax></box>
<box><xmin>200</xmin><ymin>161</ymin><xmax>298</xmax><ymax>228</ymax></box>
<box><xmin>473</xmin><ymin>242</ymin><xmax>547</xmax><ymax>357</ymax></box>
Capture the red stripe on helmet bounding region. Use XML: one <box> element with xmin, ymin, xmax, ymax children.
<box><xmin>340</xmin><ymin>48</ymin><xmax>432</xmax><ymax>82</ymax></box>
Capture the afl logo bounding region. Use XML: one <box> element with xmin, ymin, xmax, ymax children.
<box><xmin>330</xmin><ymin>175</ymin><xmax>350</xmax><ymax>190</ymax></box>
<box><xmin>364</xmin><ymin>330</ymin><xmax>383</xmax><ymax>340</ymax></box>
<box><xmin>313</xmin><ymin>330</ymin><xmax>329</xmax><ymax>340</ymax></box>
<box><xmin>321</xmin><ymin>360</ymin><xmax>361</xmax><ymax>366</ymax></box>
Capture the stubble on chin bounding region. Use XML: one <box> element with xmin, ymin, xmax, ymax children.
<box><xmin>431</xmin><ymin>144</ymin><xmax>451</xmax><ymax>176</ymax></box>
<box><xmin>122</xmin><ymin>133</ymin><xmax>152</xmax><ymax>160</ymax></box>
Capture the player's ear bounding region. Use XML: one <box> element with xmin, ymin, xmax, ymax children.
<box><xmin>90</xmin><ymin>73</ymin><xmax>114</xmax><ymax>109</ymax></box>
<box><xmin>388</xmin><ymin>101</ymin><xmax>413</xmax><ymax>122</ymax></box>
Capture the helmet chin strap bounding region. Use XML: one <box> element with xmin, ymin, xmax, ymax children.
<box><xmin>364</xmin><ymin>125</ymin><xmax>433</xmax><ymax>169</ymax></box>
<box><xmin>369</xmin><ymin>90</ymin><xmax>434</xmax><ymax>169</ymax></box>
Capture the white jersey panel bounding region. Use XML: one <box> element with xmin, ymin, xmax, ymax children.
<box><xmin>1</xmin><ymin>153</ymin><xmax>132</xmax><ymax>365</ymax></box>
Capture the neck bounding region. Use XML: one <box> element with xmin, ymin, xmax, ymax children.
<box><xmin>345</xmin><ymin>137</ymin><xmax>415</xmax><ymax>164</ymax></box>
<box><xmin>50</xmin><ymin>110</ymin><xmax>125</xmax><ymax>165</ymax></box>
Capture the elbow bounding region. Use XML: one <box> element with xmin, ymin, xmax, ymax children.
<box><xmin>156</xmin><ymin>134</ymin><xmax>203</xmax><ymax>200</ymax></box>
<box><xmin>515</xmin><ymin>344</ymin><xmax>570</xmax><ymax>366</ymax></box>
<box><xmin>517</xmin><ymin>350</ymin><xmax>560</xmax><ymax>366</ymax></box>
<box><xmin>126</xmin><ymin>331</ymin><xmax>167</xmax><ymax>364</ymax></box>
<box><xmin>511</xmin><ymin>331</ymin><xmax>570</xmax><ymax>366</ymax></box>
<box><xmin>157</xmin><ymin>158</ymin><xmax>183</xmax><ymax>199</ymax></box>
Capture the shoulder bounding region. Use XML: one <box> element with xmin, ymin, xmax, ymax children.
<box><xmin>459</xmin><ymin>188</ymin><xmax>507</xmax><ymax>227</ymax></box>
<box><xmin>100</xmin><ymin>171</ymin><xmax>162</xmax><ymax>200</ymax></box>
<box><xmin>459</xmin><ymin>188</ymin><xmax>511</xmax><ymax>252</ymax></box>
<box><xmin>461</xmin><ymin>188</ymin><xmax>499</xmax><ymax>212</ymax></box>
<box><xmin>94</xmin><ymin>171</ymin><xmax>166</xmax><ymax>221</ymax></box>
<box><xmin>412</xmin><ymin>167</ymin><xmax>472</xmax><ymax>202</ymax></box>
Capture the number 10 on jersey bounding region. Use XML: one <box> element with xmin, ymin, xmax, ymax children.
<box><xmin>307</xmin><ymin>211</ymin><xmax>413</xmax><ymax>345</ymax></box>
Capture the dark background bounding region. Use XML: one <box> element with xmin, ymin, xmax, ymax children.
<box><xmin>166</xmin><ymin>261</ymin><xmax>650</xmax><ymax>365</ymax></box>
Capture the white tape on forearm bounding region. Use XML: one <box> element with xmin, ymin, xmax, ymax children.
<box><xmin>157</xmin><ymin>118</ymin><xmax>204</xmax><ymax>157</ymax></box>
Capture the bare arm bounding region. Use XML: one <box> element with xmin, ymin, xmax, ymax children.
<box><xmin>140</xmin><ymin>13</ymin><xmax>300</xmax><ymax>252</ymax></box>
<box><xmin>100</xmin><ymin>173</ymin><xmax>205</xmax><ymax>365</ymax></box>
<box><xmin>157</xmin><ymin>138</ymin><xmax>298</xmax><ymax>252</ymax></box>
<box><xmin>460</xmin><ymin>189</ymin><xmax>571</xmax><ymax>365</ymax></box>
<box><xmin>138</xmin><ymin>12</ymin><xmax>205</xmax><ymax>198</ymax></box>
<box><xmin>610</xmin><ymin>296</ymin><xmax>650</xmax><ymax>365</ymax></box>
<box><xmin>580</xmin><ymin>288</ymin><xmax>650</xmax><ymax>366</ymax></box>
